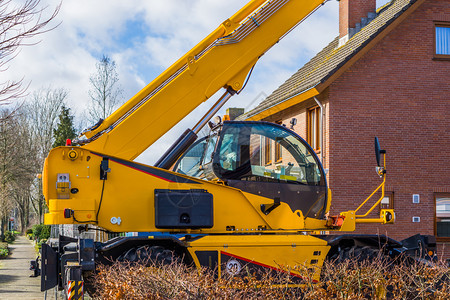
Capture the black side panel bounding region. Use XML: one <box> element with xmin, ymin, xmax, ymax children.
<box><xmin>155</xmin><ymin>189</ymin><xmax>213</xmax><ymax>228</ymax></box>
<box><xmin>195</xmin><ymin>250</ymin><xmax>219</xmax><ymax>278</ymax></box>
<box><xmin>195</xmin><ymin>250</ymin><xmax>218</xmax><ymax>269</ymax></box>
<box><xmin>400</xmin><ymin>234</ymin><xmax>437</xmax><ymax>259</ymax></box>
<box><xmin>41</xmin><ymin>244</ymin><xmax>58</xmax><ymax>292</ymax></box>
<box><xmin>228</xmin><ymin>179</ymin><xmax>327</xmax><ymax>219</ymax></box>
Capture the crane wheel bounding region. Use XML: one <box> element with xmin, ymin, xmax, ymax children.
<box><xmin>334</xmin><ymin>246</ymin><xmax>379</xmax><ymax>264</ymax></box>
<box><xmin>82</xmin><ymin>246</ymin><xmax>180</xmax><ymax>297</ymax></box>
<box><xmin>326</xmin><ymin>245</ymin><xmax>393</xmax><ymax>267</ymax></box>
<box><xmin>117</xmin><ymin>245</ymin><xmax>180</xmax><ymax>266</ymax></box>
<box><xmin>82</xmin><ymin>271</ymin><xmax>96</xmax><ymax>297</ymax></box>
<box><xmin>321</xmin><ymin>246</ymin><xmax>387</xmax><ymax>282</ymax></box>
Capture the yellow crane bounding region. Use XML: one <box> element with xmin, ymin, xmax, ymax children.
<box><xmin>36</xmin><ymin>0</ymin><xmax>436</xmax><ymax>297</ymax></box>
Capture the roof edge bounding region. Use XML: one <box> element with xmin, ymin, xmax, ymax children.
<box><xmin>245</xmin><ymin>87</ymin><xmax>319</xmax><ymax>121</ymax></box>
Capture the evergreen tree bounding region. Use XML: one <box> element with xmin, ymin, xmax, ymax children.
<box><xmin>52</xmin><ymin>105</ymin><xmax>76</xmax><ymax>147</ymax></box>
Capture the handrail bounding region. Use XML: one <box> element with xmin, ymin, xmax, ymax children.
<box><xmin>355</xmin><ymin>177</ymin><xmax>385</xmax><ymax>218</ymax></box>
<box><xmin>355</xmin><ymin>153</ymin><xmax>387</xmax><ymax>218</ymax></box>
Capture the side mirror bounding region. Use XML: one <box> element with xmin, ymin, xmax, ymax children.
<box><xmin>375</xmin><ymin>137</ymin><xmax>381</xmax><ymax>167</ymax></box>
<box><xmin>374</xmin><ymin>137</ymin><xmax>386</xmax><ymax>166</ymax></box>
<box><xmin>374</xmin><ymin>137</ymin><xmax>386</xmax><ymax>177</ymax></box>
<box><xmin>289</xmin><ymin>118</ymin><xmax>297</xmax><ymax>129</ymax></box>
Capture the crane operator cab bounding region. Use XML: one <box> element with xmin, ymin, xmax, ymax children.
<box><xmin>173</xmin><ymin>121</ymin><xmax>328</xmax><ymax>220</ymax></box>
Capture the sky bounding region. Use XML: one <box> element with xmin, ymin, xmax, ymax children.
<box><xmin>2</xmin><ymin>0</ymin><xmax>391</xmax><ymax>165</ymax></box>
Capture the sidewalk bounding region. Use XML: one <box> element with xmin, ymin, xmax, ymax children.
<box><xmin>0</xmin><ymin>235</ymin><xmax>56</xmax><ymax>300</ymax></box>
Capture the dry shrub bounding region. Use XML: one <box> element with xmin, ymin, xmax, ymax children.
<box><xmin>92</xmin><ymin>256</ymin><xmax>450</xmax><ymax>300</ymax></box>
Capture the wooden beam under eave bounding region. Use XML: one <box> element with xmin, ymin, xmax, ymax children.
<box><xmin>246</xmin><ymin>87</ymin><xmax>320</xmax><ymax>121</ymax></box>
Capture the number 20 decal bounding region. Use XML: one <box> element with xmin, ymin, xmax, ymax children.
<box><xmin>226</xmin><ymin>259</ymin><xmax>241</xmax><ymax>276</ymax></box>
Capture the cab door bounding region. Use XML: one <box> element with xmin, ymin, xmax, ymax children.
<box><xmin>212</xmin><ymin>121</ymin><xmax>328</xmax><ymax>219</ymax></box>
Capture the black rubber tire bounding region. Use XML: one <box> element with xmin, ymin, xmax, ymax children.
<box><xmin>83</xmin><ymin>246</ymin><xmax>180</xmax><ymax>297</ymax></box>
<box><xmin>147</xmin><ymin>246</ymin><xmax>178</xmax><ymax>265</ymax></box>
<box><xmin>322</xmin><ymin>245</ymin><xmax>384</xmax><ymax>283</ymax></box>
<box><xmin>117</xmin><ymin>245</ymin><xmax>179</xmax><ymax>265</ymax></box>
<box><xmin>82</xmin><ymin>271</ymin><xmax>96</xmax><ymax>298</ymax></box>
<box><xmin>334</xmin><ymin>246</ymin><xmax>380</xmax><ymax>263</ymax></box>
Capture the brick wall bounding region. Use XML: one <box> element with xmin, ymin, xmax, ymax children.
<box><xmin>328</xmin><ymin>0</ymin><xmax>450</xmax><ymax>257</ymax></box>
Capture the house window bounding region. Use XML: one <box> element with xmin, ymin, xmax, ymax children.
<box><xmin>435</xmin><ymin>22</ymin><xmax>450</xmax><ymax>59</ymax></box>
<box><xmin>264</xmin><ymin>137</ymin><xmax>272</xmax><ymax>165</ymax></box>
<box><xmin>275</xmin><ymin>120</ymin><xmax>282</xmax><ymax>163</ymax></box>
<box><xmin>275</xmin><ymin>139</ymin><xmax>282</xmax><ymax>163</ymax></box>
<box><xmin>380</xmin><ymin>192</ymin><xmax>394</xmax><ymax>211</ymax></box>
<box><xmin>307</xmin><ymin>106</ymin><xmax>321</xmax><ymax>151</ymax></box>
<box><xmin>435</xmin><ymin>193</ymin><xmax>450</xmax><ymax>239</ymax></box>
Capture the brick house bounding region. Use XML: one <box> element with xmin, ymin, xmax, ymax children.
<box><xmin>239</xmin><ymin>0</ymin><xmax>450</xmax><ymax>258</ymax></box>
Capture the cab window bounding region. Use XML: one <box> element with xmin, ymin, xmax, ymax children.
<box><xmin>173</xmin><ymin>134</ymin><xmax>217</xmax><ymax>179</ymax></box>
<box><xmin>213</xmin><ymin>122</ymin><xmax>323</xmax><ymax>185</ymax></box>
<box><xmin>172</xmin><ymin>137</ymin><xmax>207</xmax><ymax>177</ymax></box>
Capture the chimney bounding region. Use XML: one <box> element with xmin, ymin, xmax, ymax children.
<box><xmin>226</xmin><ymin>107</ymin><xmax>244</xmax><ymax>120</ymax></box>
<box><xmin>339</xmin><ymin>0</ymin><xmax>376</xmax><ymax>39</ymax></box>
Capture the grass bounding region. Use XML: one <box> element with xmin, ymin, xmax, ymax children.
<box><xmin>91</xmin><ymin>253</ymin><xmax>450</xmax><ymax>300</ymax></box>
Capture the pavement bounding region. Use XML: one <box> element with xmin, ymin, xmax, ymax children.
<box><xmin>0</xmin><ymin>235</ymin><xmax>63</xmax><ymax>300</ymax></box>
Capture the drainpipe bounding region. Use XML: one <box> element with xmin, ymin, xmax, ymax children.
<box><xmin>313</xmin><ymin>97</ymin><xmax>325</xmax><ymax>167</ymax></box>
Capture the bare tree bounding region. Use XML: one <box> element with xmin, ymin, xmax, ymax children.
<box><xmin>23</xmin><ymin>87</ymin><xmax>67</xmax><ymax>223</ymax></box>
<box><xmin>88</xmin><ymin>55</ymin><xmax>123</xmax><ymax>123</ymax></box>
<box><xmin>0</xmin><ymin>0</ymin><xmax>61</xmax><ymax>231</ymax></box>
<box><xmin>0</xmin><ymin>176</ymin><xmax>13</xmax><ymax>237</ymax></box>
<box><xmin>0</xmin><ymin>0</ymin><xmax>60</xmax><ymax>104</ymax></box>
<box><xmin>10</xmin><ymin>111</ymin><xmax>38</xmax><ymax>232</ymax></box>
<box><xmin>10</xmin><ymin>176</ymin><xmax>34</xmax><ymax>232</ymax></box>
<box><xmin>0</xmin><ymin>112</ymin><xmax>18</xmax><ymax>236</ymax></box>
<box><xmin>0</xmin><ymin>86</ymin><xmax>66</xmax><ymax>233</ymax></box>
<box><xmin>25</xmin><ymin>87</ymin><xmax>67</xmax><ymax>161</ymax></box>
<box><xmin>0</xmin><ymin>110</ymin><xmax>37</xmax><ymax>235</ymax></box>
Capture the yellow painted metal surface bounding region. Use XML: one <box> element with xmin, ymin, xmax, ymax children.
<box><xmin>44</xmin><ymin>144</ymin><xmax>378</xmax><ymax>233</ymax></box>
<box><xmin>43</xmin><ymin>147</ymin><xmax>367</xmax><ymax>235</ymax></box>
<box><xmin>187</xmin><ymin>234</ymin><xmax>330</xmax><ymax>282</ymax></box>
<box><xmin>44</xmin><ymin>147</ymin><xmax>320</xmax><ymax>233</ymax></box>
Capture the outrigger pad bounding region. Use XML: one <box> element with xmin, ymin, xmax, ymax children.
<box><xmin>41</xmin><ymin>243</ymin><xmax>58</xmax><ymax>292</ymax></box>
<box><xmin>155</xmin><ymin>189</ymin><xmax>213</xmax><ymax>229</ymax></box>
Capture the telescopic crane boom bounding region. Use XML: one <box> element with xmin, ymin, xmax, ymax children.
<box><xmin>78</xmin><ymin>0</ymin><xmax>327</xmax><ymax>160</ymax></box>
